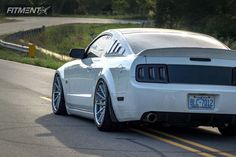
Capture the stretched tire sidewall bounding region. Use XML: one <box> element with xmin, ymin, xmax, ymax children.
<box><xmin>52</xmin><ymin>74</ymin><xmax>67</xmax><ymax>115</ymax></box>
<box><xmin>93</xmin><ymin>79</ymin><xmax>113</xmax><ymax>131</ymax></box>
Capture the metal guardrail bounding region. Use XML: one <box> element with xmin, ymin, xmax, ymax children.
<box><xmin>0</xmin><ymin>25</ymin><xmax>71</xmax><ymax>61</ymax></box>
<box><xmin>0</xmin><ymin>39</ymin><xmax>71</xmax><ymax>61</ymax></box>
<box><xmin>4</xmin><ymin>26</ymin><xmax>45</xmax><ymax>41</ymax></box>
<box><xmin>37</xmin><ymin>46</ymin><xmax>72</xmax><ymax>61</ymax></box>
<box><xmin>0</xmin><ymin>40</ymin><xmax>28</xmax><ymax>53</ymax></box>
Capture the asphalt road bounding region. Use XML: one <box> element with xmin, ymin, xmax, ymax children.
<box><xmin>0</xmin><ymin>17</ymin><xmax>142</xmax><ymax>35</ymax></box>
<box><xmin>0</xmin><ymin>59</ymin><xmax>236</xmax><ymax>157</ymax></box>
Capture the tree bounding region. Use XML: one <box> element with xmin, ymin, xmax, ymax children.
<box><xmin>155</xmin><ymin>0</ymin><xmax>236</xmax><ymax>40</ymax></box>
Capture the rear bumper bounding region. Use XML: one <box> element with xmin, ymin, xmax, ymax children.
<box><xmin>112</xmin><ymin>82</ymin><xmax>236</xmax><ymax>124</ymax></box>
<box><xmin>141</xmin><ymin>112</ymin><xmax>236</xmax><ymax>126</ymax></box>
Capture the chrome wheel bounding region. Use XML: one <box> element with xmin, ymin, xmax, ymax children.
<box><xmin>94</xmin><ymin>80</ymin><xmax>107</xmax><ymax>126</ymax></box>
<box><xmin>94</xmin><ymin>79</ymin><xmax>120</xmax><ymax>131</ymax></box>
<box><xmin>52</xmin><ymin>75</ymin><xmax>62</xmax><ymax>112</ymax></box>
<box><xmin>52</xmin><ymin>74</ymin><xmax>67</xmax><ymax>115</ymax></box>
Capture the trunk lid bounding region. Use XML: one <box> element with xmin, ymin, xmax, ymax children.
<box><xmin>137</xmin><ymin>48</ymin><xmax>236</xmax><ymax>60</ymax></box>
<box><xmin>131</xmin><ymin>48</ymin><xmax>236</xmax><ymax>86</ymax></box>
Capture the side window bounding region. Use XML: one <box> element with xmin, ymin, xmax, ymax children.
<box><xmin>87</xmin><ymin>35</ymin><xmax>112</xmax><ymax>58</ymax></box>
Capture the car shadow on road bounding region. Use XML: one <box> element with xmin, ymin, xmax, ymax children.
<box><xmin>144</xmin><ymin>124</ymin><xmax>236</xmax><ymax>151</ymax></box>
<box><xmin>35</xmin><ymin>113</ymin><xmax>136</xmax><ymax>156</ymax></box>
<box><xmin>35</xmin><ymin>114</ymin><xmax>236</xmax><ymax>156</ymax></box>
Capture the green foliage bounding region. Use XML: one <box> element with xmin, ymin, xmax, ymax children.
<box><xmin>19</xmin><ymin>23</ymin><xmax>141</xmax><ymax>55</ymax></box>
<box><xmin>155</xmin><ymin>0</ymin><xmax>236</xmax><ymax>49</ymax></box>
<box><xmin>112</xmin><ymin>0</ymin><xmax>155</xmax><ymax>19</ymax></box>
<box><xmin>0</xmin><ymin>15</ymin><xmax>17</xmax><ymax>23</ymax></box>
<box><xmin>0</xmin><ymin>47</ymin><xmax>65</xmax><ymax>69</ymax></box>
<box><xmin>1</xmin><ymin>0</ymin><xmax>235</xmax><ymax>49</ymax></box>
<box><xmin>0</xmin><ymin>0</ymin><xmax>155</xmax><ymax>19</ymax></box>
<box><xmin>0</xmin><ymin>23</ymin><xmax>141</xmax><ymax>69</ymax></box>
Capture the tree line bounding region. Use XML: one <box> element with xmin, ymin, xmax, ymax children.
<box><xmin>0</xmin><ymin>0</ymin><xmax>155</xmax><ymax>17</ymax></box>
<box><xmin>0</xmin><ymin>0</ymin><xmax>235</xmax><ymax>45</ymax></box>
<box><xmin>155</xmin><ymin>0</ymin><xmax>236</xmax><ymax>44</ymax></box>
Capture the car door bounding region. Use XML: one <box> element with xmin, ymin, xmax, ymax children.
<box><xmin>67</xmin><ymin>34</ymin><xmax>113</xmax><ymax>112</ymax></box>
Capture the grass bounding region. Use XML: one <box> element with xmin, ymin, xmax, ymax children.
<box><xmin>0</xmin><ymin>23</ymin><xmax>142</xmax><ymax>69</ymax></box>
<box><xmin>0</xmin><ymin>16</ymin><xmax>17</xmax><ymax>24</ymax></box>
<box><xmin>11</xmin><ymin>23</ymin><xmax>143</xmax><ymax>55</ymax></box>
<box><xmin>8</xmin><ymin>23</ymin><xmax>235</xmax><ymax>54</ymax></box>
<box><xmin>0</xmin><ymin>47</ymin><xmax>66</xmax><ymax>69</ymax></box>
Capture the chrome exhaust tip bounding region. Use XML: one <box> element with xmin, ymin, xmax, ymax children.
<box><xmin>146</xmin><ymin>113</ymin><xmax>158</xmax><ymax>123</ymax></box>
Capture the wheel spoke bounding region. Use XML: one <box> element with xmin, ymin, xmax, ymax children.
<box><xmin>56</xmin><ymin>77</ymin><xmax>61</xmax><ymax>89</ymax></box>
<box><xmin>52</xmin><ymin>76</ymin><xmax>62</xmax><ymax>111</ymax></box>
<box><xmin>98</xmin><ymin>111</ymin><xmax>105</xmax><ymax>123</ymax></box>
<box><xmin>94</xmin><ymin>81</ymin><xmax>109</xmax><ymax>126</ymax></box>
<box><xmin>53</xmin><ymin>94</ymin><xmax>60</xmax><ymax>106</ymax></box>
<box><xmin>95</xmin><ymin>100</ymin><xmax>105</xmax><ymax>106</ymax></box>
<box><xmin>96</xmin><ymin>106</ymin><xmax>105</xmax><ymax>115</ymax></box>
<box><xmin>99</xmin><ymin>85</ymin><xmax>106</xmax><ymax>98</ymax></box>
<box><xmin>54</xmin><ymin>94</ymin><xmax>59</xmax><ymax>101</ymax></box>
<box><xmin>54</xmin><ymin>82</ymin><xmax>59</xmax><ymax>90</ymax></box>
<box><xmin>96</xmin><ymin>91</ymin><xmax>105</xmax><ymax>100</ymax></box>
<box><xmin>54</xmin><ymin>91</ymin><xmax>60</xmax><ymax>95</ymax></box>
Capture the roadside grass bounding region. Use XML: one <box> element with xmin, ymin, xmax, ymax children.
<box><xmin>7</xmin><ymin>22</ymin><xmax>235</xmax><ymax>53</ymax></box>
<box><xmin>13</xmin><ymin>23</ymin><xmax>143</xmax><ymax>55</ymax></box>
<box><xmin>0</xmin><ymin>23</ymin><xmax>141</xmax><ymax>69</ymax></box>
<box><xmin>0</xmin><ymin>47</ymin><xmax>66</xmax><ymax>69</ymax></box>
<box><xmin>0</xmin><ymin>16</ymin><xmax>17</xmax><ymax>24</ymax></box>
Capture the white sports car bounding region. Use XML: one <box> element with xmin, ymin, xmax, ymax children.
<box><xmin>52</xmin><ymin>28</ymin><xmax>236</xmax><ymax>135</ymax></box>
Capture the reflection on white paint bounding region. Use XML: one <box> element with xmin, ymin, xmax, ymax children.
<box><xmin>68</xmin><ymin>94</ymin><xmax>92</xmax><ymax>98</ymax></box>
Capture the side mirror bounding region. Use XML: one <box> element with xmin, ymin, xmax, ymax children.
<box><xmin>69</xmin><ymin>48</ymin><xmax>85</xmax><ymax>59</ymax></box>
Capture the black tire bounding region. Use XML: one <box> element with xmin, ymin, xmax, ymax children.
<box><xmin>93</xmin><ymin>79</ymin><xmax>118</xmax><ymax>131</ymax></box>
<box><xmin>218</xmin><ymin>125</ymin><xmax>236</xmax><ymax>136</ymax></box>
<box><xmin>52</xmin><ymin>74</ymin><xmax>67</xmax><ymax>115</ymax></box>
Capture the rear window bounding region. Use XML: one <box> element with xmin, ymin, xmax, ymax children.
<box><xmin>124</xmin><ymin>33</ymin><xmax>228</xmax><ymax>54</ymax></box>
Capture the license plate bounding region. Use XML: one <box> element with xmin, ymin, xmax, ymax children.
<box><xmin>188</xmin><ymin>95</ymin><xmax>215</xmax><ymax>110</ymax></box>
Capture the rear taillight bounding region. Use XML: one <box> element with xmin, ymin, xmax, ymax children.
<box><xmin>232</xmin><ymin>68</ymin><xmax>236</xmax><ymax>85</ymax></box>
<box><xmin>136</xmin><ymin>64</ymin><xmax>169</xmax><ymax>83</ymax></box>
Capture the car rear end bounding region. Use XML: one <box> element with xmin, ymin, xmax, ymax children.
<box><xmin>122</xmin><ymin>48</ymin><xmax>236</xmax><ymax>128</ymax></box>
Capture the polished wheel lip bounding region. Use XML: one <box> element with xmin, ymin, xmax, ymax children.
<box><xmin>94</xmin><ymin>81</ymin><xmax>107</xmax><ymax>126</ymax></box>
<box><xmin>52</xmin><ymin>75</ymin><xmax>62</xmax><ymax>112</ymax></box>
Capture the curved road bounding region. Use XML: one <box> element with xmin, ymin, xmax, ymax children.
<box><xmin>0</xmin><ymin>18</ymin><xmax>236</xmax><ymax>157</ymax></box>
<box><xmin>0</xmin><ymin>17</ymin><xmax>142</xmax><ymax>35</ymax></box>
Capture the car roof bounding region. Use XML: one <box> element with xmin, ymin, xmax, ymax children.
<box><xmin>105</xmin><ymin>28</ymin><xmax>229</xmax><ymax>54</ymax></box>
<box><xmin>110</xmin><ymin>28</ymin><xmax>207</xmax><ymax>36</ymax></box>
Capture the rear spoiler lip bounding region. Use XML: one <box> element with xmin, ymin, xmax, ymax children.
<box><xmin>136</xmin><ymin>47</ymin><xmax>236</xmax><ymax>60</ymax></box>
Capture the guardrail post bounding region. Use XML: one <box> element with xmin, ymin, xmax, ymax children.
<box><xmin>28</xmin><ymin>43</ymin><xmax>36</xmax><ymax>58</ymax></box>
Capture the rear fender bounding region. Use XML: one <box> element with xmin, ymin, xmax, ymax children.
<box><xmin>96</xmin><ymin>69</ymin><xmax>119</xmax><ymax>122</ymax></box>
<box><xmin>54</xmin><ymin>67</ymin><xmax>70</xmax><ymax>105</ymax></box>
